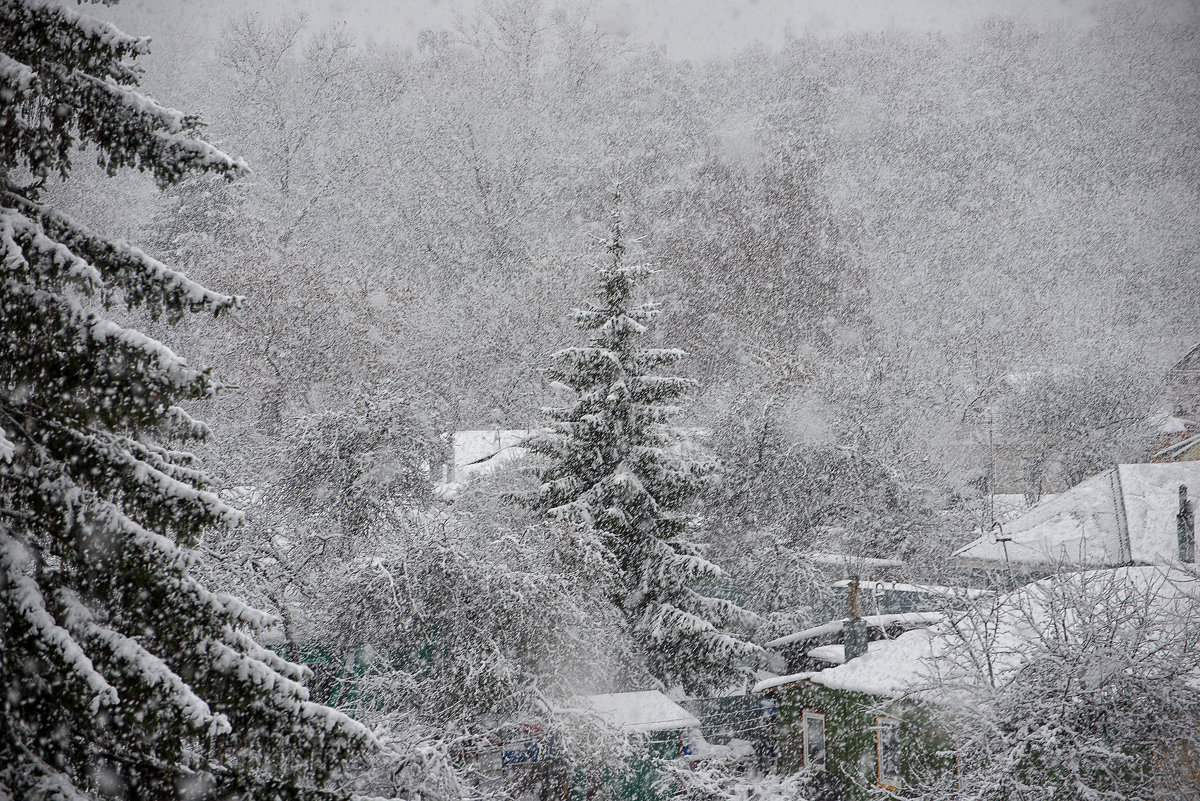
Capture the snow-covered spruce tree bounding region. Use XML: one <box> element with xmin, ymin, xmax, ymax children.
<box><xmin>0</xmin><ymin>3</ymin><xmax>371</xmax><ymax>799</ymax></box>
<box><xmin>525</xmin><ymin>192</ymin><xmax>760</xmax><ymax>695</ymax></box>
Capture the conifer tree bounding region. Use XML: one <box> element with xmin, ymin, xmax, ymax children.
<box><xmin>0</xmin><ymin>3</ymin><xmax>371</xmax><ymax>798</ymax></box>
<box><xmin>525</xmin><ymin>190</ymin><xmax>760</xmax><ymax>694</ymax></box>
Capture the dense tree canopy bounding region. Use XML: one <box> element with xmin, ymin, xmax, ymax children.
<box><xmin>925</xmin><ymin>568</ymin><xmax>1200</xmax><ymax>801</ymax></box>
<box><xmin>0</xmin><ymin>2</ymin><xmax>370</xmax><ymax>798</ymax></box>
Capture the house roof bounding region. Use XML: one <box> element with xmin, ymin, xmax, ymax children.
<box><xmin>765</xmin><ymin>611</ymin><xmax>944</xmax><ymax>649</ymax></box>
<box><xmin>1156</xmin><ymin>431</ymin><xmax>1200</xmax><ymax>462</ymax></box>
<box><xmin>807</xmin><ymin>644</ymin><xmax>849</xmax><ymax>665</ymax></box>
<box><xmin>982</xmin><ymin>493</ymin><xmax>1057</xmax><ymax>524</ymax></box>
<box><xmin>752</xmin><ymin>671</ymin><xmax>816</xmax><ymax>693</ymax></box>
<box><xmin>829</xmin><ymin>580</ymin><xmax>992</xmax><ymax>597</ymax></box>
<box><xmin>809</xmin><ymin>552</ymin><xmax>905</xmax><ymax>569</ymax></box>
<box><xmin>804</xmin><ymin>566</ymin><xmax>1199</xmax><ymax>701</ymax></box>
<box><xmin>955</xmin><ymin>462</ymin><xmax>1200</xmax><ymax>568</ymax></box>
<box><xmin>807</xmin><ymin>627</ymin><xmax>938</xmax><ymax>698</ymax></box>
<box><xmin>565</xmin><ymin>691</ymin><xmax>701</xmax><ymax>733</ymax></box>
<box><xmin>452</xmin><ymin>429</ymin><xmax>528</xmax><ymax>468</ymax></box>
<box><xmin>435</xmin><ymin>430</ymin><xmax>530</xmax><ymax>498</ymax></box>
<box><xmin>805</xmin><ymin>636</ymin><xmax>940</xmax><ymax>666</ymax></box>
<box><xmin>1170</xmin><ymin>341</ymin><xmax>1200</xmax><ymax>374</ymax></box>
<box><xmin>1156</xmin><ymin>414</ymin><xmax>1194</xmax><ymax>435</ymax></box>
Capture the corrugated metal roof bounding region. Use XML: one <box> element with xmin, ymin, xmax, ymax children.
<box><xmin>955</xmin><ymin>462</ymin><xmax>1200</xmax><ymax>568</ymax></box>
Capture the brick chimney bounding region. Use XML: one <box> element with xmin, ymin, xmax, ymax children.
<box><xmin>844</xmin><ymin>575</ymin><xmax>869</xmax><ymax>661</ymax></box>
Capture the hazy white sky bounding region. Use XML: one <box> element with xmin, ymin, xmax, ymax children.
<box><xmin>102</xmin><ymin>0</ymin><xmax>1136</xmax><ymax>63</ymax></box>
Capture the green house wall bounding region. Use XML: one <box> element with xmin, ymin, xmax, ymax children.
<box><xmin>568</xmin><ymin>730</ymin><xmax>684</xmax><ymax>801</ymax></box>
<box><xmin>774</xmin><ymin>682</ymin><xmax>955</xmax><ymax>800</ymax></box>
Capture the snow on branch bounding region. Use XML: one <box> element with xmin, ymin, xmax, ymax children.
<box><xmin>200</xmin><ymin>637</ymin><xmax>310</xmax><ymax>704</ymax></box>
<box><xmin>0</xmin><ymin>534</ymin><xmax>119</xmax><ymax>711</ymax></box>
<box><xmin>683</xmin><ymin>587</ymin><xmax>761</xmax><ymax>627</ymax></box>
<box><xmin>76</xmin><ymin>497</ymin><xmax>274</xmax><ymax>630</ymax></box>
<box><xmin>552</xmin><ymin>345</ymin><xmax>620</xmax><ymax>367</ymax></box>
<box><xmin>124</xmin><ymin>446</ymin><xmax>240</xmax><ymax>528</ymax></box>
<box><xmin>632</xmin><ymin>353</ymin><xmax>689</xmax><ymax>372</ymax></box>
<box><xmin>665</xmin><ymin>549</ymin><xmax>725</xmax><ymax>583</ymax></box>
<box><xmin>224</xmin><ymin>625</ymin><xmax>312</xmax><ymax>683</ymax></box>
<box><xmin>88</xmin><ymin>316</ymin><xmax>204</xmax><ymax>389</ymax></box>
<box><xmin>0</xmin><ymin>51</ymin><xmax>35</xmax><ymax>98</ymax></box>
<box><xmin>57</xmin><ymin>425</ymin><xmax>241</xmax><ymax>532</ymax></box>
<box><xmin>3</xmin><ymin>192</ymin><xmax>240</xmax><ymax>316</ymax></box>
<box><xmin>120</xmin><ymin>435</ymin><xmax>211</xmax><ymax>487</ymax></box>
<box><xmin>205</xmin><ymin>589</ymin><xmax>279</xmax><ymax>632</ymax></box>
<box><xmin>0</xmin><ymin>207</ymin><xmax>102</xmax><ymax>291</ymax></box>
<box><xmin>76</xmin><ymin>71</ymin><xmax>188</xmax><ymax>133</ymax></box>
<box><xmin>647</xmin><ymin>602</ymin><xmax>717</xmax><ymax>640</ymax></box>
<box><xmin>0</xmin><ymin>424</ymin><xmax>13</xmax><ymax>463</ymax></box>
<box><xmin>11</xmin><ymin>754</ymin><xmax>95</xmax><ymax>801</ymax></box>
<box><xmin>55</xmin><ymin>587</ymin><xmax>232</xmax><ymax>737</ymax></box>
<box><xmin>648</xmin><ymin>603</ymin><xmax>761</xmax><ymax>662</ymax></box>
<box><xmin>1</xmin><ymin>0</ymin><xmax>149</xmax><ymax>82</ymax></box>
<box><xmin>200</xmin><ymin>637</ymin><xmax>378</xmax><ymax>746</ymax></box>
<box><xmin>86</xmin><ymin>499</ymin><xmax>194</xmax><ymax>571</ymax></box>
<box><xmin>43</xmin><ymin>63</ymin><xmax>249</xmax><ymax>184</ymax></box>
<box><xmin>2</xmin><ymin>280</ymin><xmax>211</xmax><ymax>402</ymax></box>
<box><xmin>593</xmin><ymin>312</ymin><xmax>648</xmax><ymax>337</ymax></box>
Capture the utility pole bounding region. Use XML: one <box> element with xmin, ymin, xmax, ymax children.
<box><xmin>993</xmin><ymin>521</ymin><xmax>1015</xmax><ymax>591</ymax></box>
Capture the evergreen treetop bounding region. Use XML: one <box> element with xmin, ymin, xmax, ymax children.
<box><xmin>526</xmin><ymin>190</ymin><xmax>760</xmax><ymax>695</ymax></box>
<box><xmin>1</xmin><ymin>2</ymin><xmax>371</xmax><ymax>798</ymax></box>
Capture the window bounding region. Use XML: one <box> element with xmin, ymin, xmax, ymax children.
<box><xmin>802</xmin><ymin>710</ymin><xmax>826</xmax><ymax>771</ymax></box>
<box><xmin>875</xmin><ymin>715</ymin><xmax>902</xmax><ymax>789</ymax></box>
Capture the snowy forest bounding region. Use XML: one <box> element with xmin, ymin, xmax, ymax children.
<box><xmin>2</xmin><ymin>0</ymin><xmax>1200</xmax><ymax>800</ymax></box>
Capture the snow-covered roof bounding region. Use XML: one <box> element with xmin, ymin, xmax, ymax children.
<box><xmin>955</xmin><ymin>463</ymin><xmax>1200</xmax><ymax>568</ymax></box>
<box><xmin>804</xmin><ymin>632</ymin><xmax>946</xmax><ymax>668</ymax></box>
<box><xmin>752</xmin><ymin>672</ymin><xmax>816</xmax><ymax>693</ymax></box>
<box><xmin>829</xmin><ymin>580</ymin><xmax>991</xmax><ymax>597</ymax></box>
<box><xmin>806</xmin><ymin>644</ymin><xmax>847</xmax><ymax>664</ymax></box>
<box><xmin>983</xmin><ymin>493</ymin><xmax>1057</xmax><ymax>524</ymax></box>
<box><xmin>808</xmin><ymin>628</ymin><xmax>939</xmax><ymax>698</ymax></box>
<box><xmin>452</xmin><ymin>429</ymin><xmax>528</xmax><ymax>467</ymax></box>
<box><xmin>809</xmin><ymin>552</ymin><xmax>905</xmax><ymax>569</ymax></box>
<box><xmin>765</xmin><ymin>611</ymin><xmax>944</xmax><ymax>649</ymax></box>
<box><xmin>1156</xmin><ymin>431</ymin><xmax>1200</xmax><ymax>462</ymax></box>
<box><xmin>1170</xmin><ymin>341</ymin><xmax>1200</xmax><ymax>372</ymax></box>
<box><xmin>435</xmin><ymin>430</ymin><xmax>529</xmax><ymax>498</ymax></box>
<box><xmin>804</xmin><ymin>566</ymin><xmax>1199</xmax><ymax>700</ymax></box>
<box><xmin>566</xmin><ymin>691</ymin><xmax>700</xmax><ymax>733</ymax></box>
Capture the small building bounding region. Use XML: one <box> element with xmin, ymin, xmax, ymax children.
<box><xmin>678</xmin><ymin>694</ymin><xmax>771</xmax><ymax>769</ymax></box>
<box><xmin>477</xmin><ymin>692</ymin><xmax>708</xmax><ymax>801</ymax></box>
<box><xmin>1153</xmin><ymin>342</ymin><xmax>1200</xmax><ymax>462</ymax></box>
<box><xmin>563</xmin><ymin>692</ymin><xmax>702</xmax><ymax>801</ymax></box>
<box><xmin>1153</xmin><ymin>414</ymin><xmax>1200</xmax><ymax>463</ymax></box>
<box><xmin>487</xmin><ymin>691</ymin><xmax>705</xmax><ymax>801</ymax></box>
<box><xmin>1166</xmin><ymin>342</ymin><xmax>1200</xmax><ymax>420</ymax></box>
<box><xmin>955</xmin><ymin>462</ymin><xmax>1200</xmax><ymax>572</ymax></box>
<box><xmin>756</xmin><ymin>566</ymin><xmax>1200</xmax><ymax>800</ymax></box>
<box><xmin>434</xmin><ymin>428</ymin><xmax>529</xmax><ymax>498</ymax></box>
<box><xmin>754</xmin><ymin>577</ymin><xmax>958</xmax><ymax>798</ymax></box>
<box><xmin>754</xmin><ymin>629</ymin><xmax>954</xmax><ymax>800</ymax></box>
